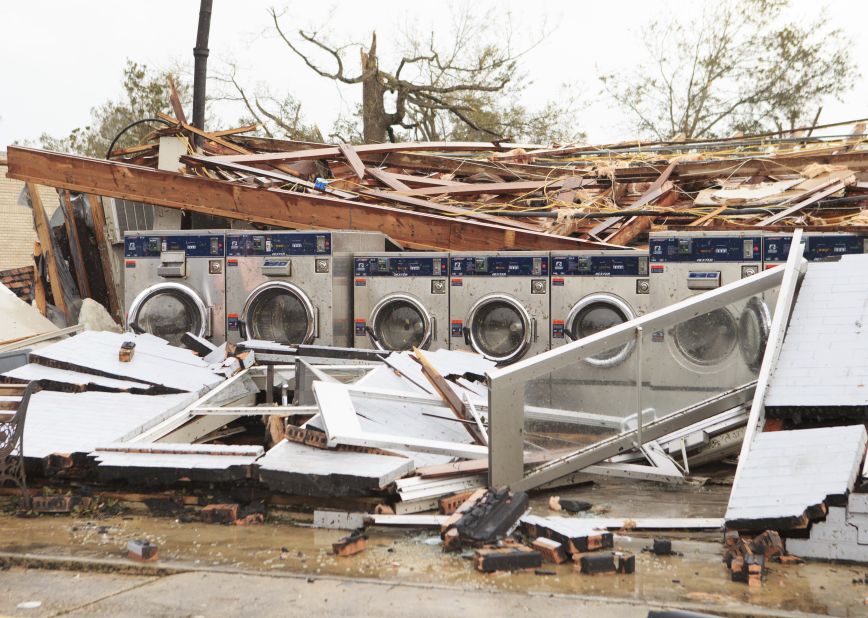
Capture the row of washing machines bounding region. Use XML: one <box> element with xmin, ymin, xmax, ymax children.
<box><xmin>123</xmin><ymin>229</ymin><xmax>867</xmax><ymax>412</ymax></box>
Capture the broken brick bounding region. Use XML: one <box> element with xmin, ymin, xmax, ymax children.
<box><xmin>127</xmin><ymin>540</ymin><xmax>158</xmax><ymax>562</ymax></box>
<box><xmin>474</xmin><ymin>542</ymin><xmax>542</xmax><ymax>573</ymax></box>
<box><xmin>200</xmin><ymin>503</ymin><xmax>239</xmax><ymax>524</ymax></box>
<box><xmin>579</xmin><ymin>552</ymin><xmax>617</xmax><ymax>575</ymax></box>
<box><xmin>532</xmin><ymin>537</ymin><xmax>568</xmax><ymax>564</ymax></box>
<box><xmin>333</xmin><ymin>530</ymin><xmax>367</xmax><ymax>557</ymax></box>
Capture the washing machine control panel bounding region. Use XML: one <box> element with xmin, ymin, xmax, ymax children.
<box><xmin>450</xmin><ymin>255</ymin><xmax>549</xmax><ymax>276</ymax></box>
<box><xmin>226</xmin><ymin>233</ymin><xmax>331</xmax><ymax>256</ymax></box>
<box><xmin>125</xmin><ymin>234</ymin><xmax>224</xmax><ymax>258</ymax></box>
<box><xmin>354</xmin><ymin>256</ymin><xmax>447</xmax><ymax>277</ymax></box>
<box><xmin>763</xmin><ymin>234</ymin><xmax>868</xmax><ymax>263</ymax></box>
<box><xmin>650</xmin><ymin>236</ymin><xmax>761</xmax><ymax>262</ymax></box>
<box><xmin>552</xmin><ymin>254</ymin><xmax>648</xmax><ymax>276</ymax></box>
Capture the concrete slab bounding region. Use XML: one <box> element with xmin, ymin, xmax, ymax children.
<box><xmin>0</xmin><ymin>568</ymin><xmax>154</xmax><ymax>617</ymax></box>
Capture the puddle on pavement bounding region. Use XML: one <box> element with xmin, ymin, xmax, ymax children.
<box><xmin>1</xmin><ymin>477</ymin><xmax>866</xmax><ymax>615</ymax></box>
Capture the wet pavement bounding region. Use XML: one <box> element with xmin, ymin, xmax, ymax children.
<box><xmin>1</xmin><ymin>477</ymin><xmax>867</xmax><ymax>616</ymax></box>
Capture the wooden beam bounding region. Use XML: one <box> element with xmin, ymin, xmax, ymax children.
<box><xmin>604</xmin><ymin>190</ymin><xmax>679</xmax><ymax>246</ymax></box>
<box><xmin>211</xmin><ymin>140</ymin><xmax>547</xmax><ymax>165</ymax></box>
<box><xmin>338</xmin><ymin>143</ymin><xmax>366</xmax><ymax>180</ymax></box>
<box><xmin>27</xmin><ymin>183</ymin><xmax>70</xmax><ymax>321</ymax></box>
<box><xmin>60</xmin><ymin>190</ymin><xmax>91</xmax><ymax>298</ymax></box>
<box><xmin>397</xmin><ymin>178</ymin><xmax>587</xmax><ymax>197</ymax></box>
<box><xmin>6</xmin><ymin>147</ymin><xmax>609</xmax><ymax>251</ymax></box>
<box><xmin>85</xmin><ymin>195</ymin><xmax>120</xmax><ymax>320</ymax></box>
<box><xmin>365</xmin><ymin>168</ymin><xmax>412</xmax><ymax>192</ymax></box>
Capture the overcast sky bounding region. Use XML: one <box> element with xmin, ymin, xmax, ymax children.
<box><xmin>1</xmin><ymin>0</ymin><xmax>866</xmax><ymax>149</ymax></box>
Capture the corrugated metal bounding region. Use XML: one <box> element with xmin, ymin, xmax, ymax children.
<box><xmin>3</xmin><ymin>363</ymin><xmax>145</xmax><ymax>390</ymax></box>
<box><xmin>766</xmin><ymin>255</ymin><xmax>868</xmax><ymax>408</ymax></box>
<box><xmin>22</xmin><ymin>391</ymin><xmax>195</xmax><ymax>458</ymax></box>
<box><xmin>30</xmin><ymin>331</ymin><xmax>221</xmax><ymax>393</ymax></box>
<box><xmin>258</xmin><ymin>439</ymin><xmax>413</xmax><ymax>489</ymax></box>
<box><xmin>725</xmin><ymin>424</ymin><xmax>868</xmax><ymax>523</ymax></box>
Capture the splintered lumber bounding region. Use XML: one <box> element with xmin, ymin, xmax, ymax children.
<box><xmin>6</xmin><ymin>147</ymin><xmax>605</xmax><ymax>252</ymax></box>
<box><xmin>27</xmin><ymin>183</ymin><xmax>70</xmax><ymax>322</ymax></box>
<box><xmin>338</xmin><ymin>143</ymin><xmax>366</xmax><ymax>179</ymax></box>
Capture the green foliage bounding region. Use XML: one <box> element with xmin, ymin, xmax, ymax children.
<box><xmin>39</xmin><ymin>60</ymin><xmax>189</xmax><ymax>157</ymax></box>
<box><xmin>599</xmin><ymin>0</ymin><xmax>858</xmax><ymax>140</ymax></box>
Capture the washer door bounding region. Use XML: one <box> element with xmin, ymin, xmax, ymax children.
<box><xmin>738</xmin><ymin>296</ymin><xmax>771</xmax><ymax>372</ymax></box>
<box><xmin>566</xmin><ymin>294</ymin><xmax>636</xmax><ymax>367</ymax></box>
<box><xmin>241</xmin><ymin>282</ymin><xmax>315</xmax><ymax>345</ymax></box>
<box><xmin>370</xmin><ymin>294</ymin><xmax>432</xmax><ymax>351</ymax></box>
<box><xmin>467</xmin><ymin>295</ymin><xmax>531</xmax><ymax>364</ymax></box>
<box><xmin>127</xmin><ymin>282</ymin><xmax>207</xmax><ymax>347</ymax></box>
<box><xmin>673</xmin><ymin>307</ymin><xmax>738</xmax><ymax>366</ymax></box>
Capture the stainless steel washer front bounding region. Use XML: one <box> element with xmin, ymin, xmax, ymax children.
<box><xmin>240</xmin><ymin>281</ymin><xmax>316</xmax><ymax>344</ymax></box>
<box><xmin>565</xmin><ymin>293</ymin><xmax>636</xmax><ymax>367</ymax></box>
<box><xmin>466</xmin><ymin>294</ymin><xmax>532</xmax><ymax>364</ymax></box>
<box><xmin>369</xmin><ymin>293</ymin><xmax>432</xmax><ymax>351</ymax></box>
<box><xmin>127</xmin><ymin>284</ymin><xmax>208</xmax><ymax>347</ymax></box>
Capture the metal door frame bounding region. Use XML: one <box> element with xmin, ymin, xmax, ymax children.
<box><xmin>486</xmin><ymin>231</ymin><xmax>805</xmax><ymax>490</ymax></box>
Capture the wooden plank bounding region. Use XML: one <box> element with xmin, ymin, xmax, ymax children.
<box><xmin>183</xmin><ymin>154</ymin><xmax>356</xmax><ymax>198</ymax></box>
<box><xmin>400</xmin><ymin>179</ymin><xmax>584</xmax><ymax>197</ymax></box>
<box><xmin>27</xmin><ymin>183</ymin><xmax>70</xmax><ymax>322</ymax></box>
<box><xmin>757</xmin><ymin>175</ymin><xmax>853</xmax><ymax>226</ymax></box>
<box><xmin>6</xmin><ymin>147</ymin><xmax>608</xmax><ymax>252</ymax></box>
<box><xmin>360</xmin><ymin>189</ymin><xmax>547</xmax><ymax>233</ymax></box>
<box><xmin>588</xmin><ymin>163</ymin><xmax>677</xmax><ymax>237</ymax></box>
<box><xmin>167</xmin><ymin>75</ymin><xmax>188</xmax><ymax>124</ymax></box>
<box><xmin>60</xmin><ymin>191</ymin><xmax>91</xmax><ymax>298</ymax></box>
<box><xmin>31</xmin><ymin>241</ymin><xmax>47</xmax><ymax>316</ymax></box>
<box><xmin>604</xmin><ymin>189</ymin><xmax>679</xmax><ymax>245</ymax></box>
<box><xmin>211</xmin><ymin>141</ymin><xmax>547</xmax><ymax>165</ymax></box>
<box><xmin>414</xmin><ymin>349</ymin><xmax>486</xmax><ymax>446</ymax></box>
<box><xmin>338</xmin><ymin>143</ymin><xmax>366</xmax><ymax>180</ymax></box>
<box><xmin>85</xmin><ymin>195</ymin><xmax>120</xmax><ymax>320</ymax></box>
<box><xmin>366</xmin><ymin>168</ymin><xmax>412</xmax><ymax>192</ymax></box>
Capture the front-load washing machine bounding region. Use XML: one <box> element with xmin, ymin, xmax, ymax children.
<box><xmin>123</xmin><ymin>230</ymin><xmax>226</xmax><ymax>347</ymax></box>
<box><xmin>647</xmin><ymin>231</ymin><xmax>769</xmax><ymax>412</ymax></box>
<box><xmin>548</xmin><ymin>250</ymin><xmax>650</xmax><ymax>414</ymax></box>
<box><xmin>449</xmin><ymin>252</ymin><xmax>549</xmax><ymax>365</ymax></box>
<box><xmin>763</xmin><ymin>232</ymin><xmax>868</xmax><ymax>267</ymax></box>
<box><xmin>225</xmin><ymin>230</ymin><xmax>385</xmax><ymax>346</ymax></box>
<box><xmin>352</xmin><ymin>252</ymin><xmax>449</xmax><ymax>352</ymax></box>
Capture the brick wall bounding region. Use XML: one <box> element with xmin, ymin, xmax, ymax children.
<box><xmin>0</xmin><ymin>158</ymin><xmax>61</xmax><ymax>270</ymax></box>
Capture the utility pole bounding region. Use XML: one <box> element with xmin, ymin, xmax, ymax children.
<box><xmin>192</xmin><ymin>0</ymin><xmax>213</xmax><ymax>148</ymax></box>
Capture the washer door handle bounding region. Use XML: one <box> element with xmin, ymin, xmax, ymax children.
<box><xmin>204</xmin><ymin>306</ymin><xmax>212</xmax><ymax>338</ymax></box>
<box><xmin>238</xmin><ymin>318</ymin><xmax>248</xmax><ymax>340</ymax></box>
<box><xmin>463</xmin><ymin>326</ymin><xmax>471</xmax><ymax>346</ymax></box>
<box><xmin>532</xmin><ymin>317</ymin><xmax>538</xmax><ymax>342</ymax></box>
<box><xmin>129</xmin><ymin>320</ymin><xmax>144</xmax><ymax>335</ymax></box>
<box><xmin>365</xmin><ymin>324</ymin><xmax>380</xmax><ymax>344</ymax></box>
<box><xmin>564</xmin><ymin>326</ymin><xmax>575</xmax><ymax>342</ymax></box>
<box><xmin>430</xmin><ymin>315</ymin><xmax>436</xmax><ymax>342</ymax></box>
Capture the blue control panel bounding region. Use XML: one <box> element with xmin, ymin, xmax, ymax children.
<box><xmin>355</xmin><ymin>256</ymin><xmax>447</xmax><ymax>277</ymax></box>
<box><xmin>450</xmin><ymin>255</ymin><xmax>548</xmax><ymax>277</ymax></box>
<box><xmin>226</xmin><ymin>232</ymin><xmax>331</xmax><ymax>256</ymax></box>
<box><xmin>551</xmin><ymin>254</ymin><xmax>648</xmax><ymax>276</ymax></box>
<box><xmin>650</xmin><ymin>236</ymin><xmax>761</xmax><ymax>263</ymax></box>
<box><xmin>763</xmin><ymin>234</ymin><xmax>867</xmax><ymax>263</ymax></box>
<box><xmin>124</xmin><ymin>234</ymin><xmax>224</xmax><ymax>258</ymax></box>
